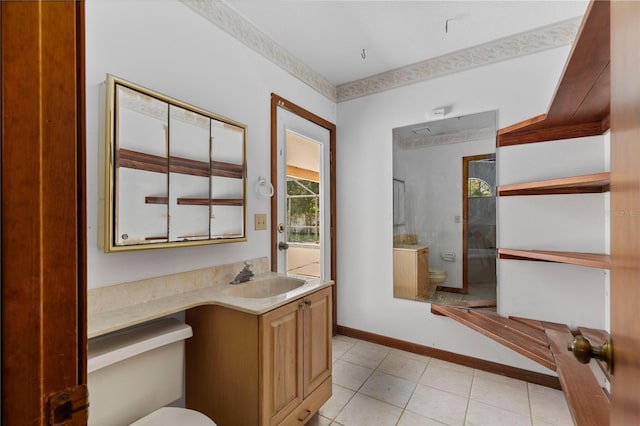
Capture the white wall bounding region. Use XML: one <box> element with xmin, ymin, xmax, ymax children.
<box><xmin>85</xmin><ymin>0</ymin><xmax>335</xmax><ymax>289</ymax></box>
<box><xmin>497</xmin><ymin>135</ymin><xmax>608</xmax><ymax>329</ymax></box>
<box><xmin>336</xmin><ymin>46</ymin><xmax>581</xmax><ymax>373</ymax></box>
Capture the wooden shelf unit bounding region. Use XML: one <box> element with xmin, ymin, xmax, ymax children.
<box><xmin>497</xmin><ymin>172</ymin><xmax>610</xmax><ymax>196</ymax></box>
<box><xmin>497</xmin><ymin>0</ymin><xmax>610</xmax><ymax>147</ymax></box>
<box><xmin>116</xmin><ymin>148</ymin><xmax>244</xmax><ymax>178</ymax></box>
<box><xmin>431</xmin><ymin>305</ymin><xmax>611</xmax><ymax>426</ymax></box>
<box><xmin>144</xmin><ymin>196</ymin><xmax>243</xmax><ymax>206</ymax></box>
<box><xmin>498</xmin><ymin>249</ymin><xmax>611</xmax><ymax>269</ymax></box>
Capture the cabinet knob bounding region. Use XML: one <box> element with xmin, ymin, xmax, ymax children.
<box><xmin>304</xmin><ymin>299</ymin><xmax>312</xmax><ymax>306</ymax></box>
<box><xmin>567</xmin><ymin>335</ymin><xmax>614</xmax><ymax>374</ymax></box>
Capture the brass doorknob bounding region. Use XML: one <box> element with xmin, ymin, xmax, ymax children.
<box><xmin>567</xmin><ymin>335</ymin><xmax>614</xmax><ymax>374</ymax></box>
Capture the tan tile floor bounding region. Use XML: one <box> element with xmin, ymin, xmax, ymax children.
<box><xmin>308</xmin><ymin>335</ymin><xmax>573</xmax><ymax>426</ymax></box>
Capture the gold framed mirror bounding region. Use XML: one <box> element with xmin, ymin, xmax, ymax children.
<box><xmin>101</xmin><ymin>74</ymin><xmax>247</xmax><ymax>252</ymax></box>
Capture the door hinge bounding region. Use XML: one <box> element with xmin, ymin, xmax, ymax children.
<box><xmin>47</xmin><ymin>384</ymin><xmax>89</xmax><ymax>426</ymax></box>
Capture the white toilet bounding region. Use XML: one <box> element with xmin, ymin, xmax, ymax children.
<box><xmin>429</xmin><ymin>268</ymin><xmax>447</xmax><ymax>286</ymax></box>
<box><xmin>88</xmin><ymin>318</ymin><xmax>216</xmax><ymax>426</ymax></box>
<box><xmin>428</xmin><ymin>268</ymin><xmax>448</xmax><ymax>298</ymax></box>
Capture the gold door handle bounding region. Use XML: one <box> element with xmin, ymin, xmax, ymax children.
<box><xmin>567</xmin><ymin>335</ymin><xmax>614</xmax><ymax>374</ymax></box>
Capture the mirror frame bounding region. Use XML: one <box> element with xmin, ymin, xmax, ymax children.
<box><xmin>101</xmin><ymin>74</ymin><xmax>247</xmax><ymax>252</ymax></box>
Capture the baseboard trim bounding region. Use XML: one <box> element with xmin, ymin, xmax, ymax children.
<box><xmin>336</xmin><ymin>325</ymin><xmax>561</xmax><ymax>390</ymax></box>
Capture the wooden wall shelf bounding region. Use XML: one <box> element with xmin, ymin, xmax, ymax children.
<box><xmin>498</xmin><ymin>248</ymin><xmax>611</xmax><ymax>269</ymax></box>
<box><xmin>432</xmin><ymin>306</ymin><xmax>611</xmax><ymax>426</ymax></box>
<box><xmin>177</xmin><ymin>198</ymin><xmax>243</xmax><ymax>206</ymax></box>
<box><xmin>497</xmin><ymin>0</ymin><xmax>610</xmax><ymax>146</ymax></box>
<box><xmin>117</xmin><ymin>149</ymin><xmax>243</xmax><ymax>179</ymax></box>
<box><xmin>498</xmin><ymin>172</ymin><xmax>610</xmax><ymax>196</ymax></box>
<box><xmin>144</xmin><ymin>197</ymin><xmax>243</xmax><ymax>206</ymax></box>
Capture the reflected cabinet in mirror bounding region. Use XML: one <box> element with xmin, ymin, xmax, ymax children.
<box><xmin>392</xmin><ymin>110</ymin><xmax>497</xmax><ymax>306</ymax></box>
<box><xmin>102</xmin><ymin>74</ymin><xmax>246</xmax><ymax>252</ymax></box>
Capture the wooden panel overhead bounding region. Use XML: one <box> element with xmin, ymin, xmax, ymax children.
<box><xmin>498</xmin><ymin>0</ymin><xmax>610</xmax><ymax>146</ymax></box>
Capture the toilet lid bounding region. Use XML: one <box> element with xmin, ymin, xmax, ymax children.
<box><xmin>130</xmin><ymin>407</ymin><xmax>216</xmax><ymax>426</ymax></box>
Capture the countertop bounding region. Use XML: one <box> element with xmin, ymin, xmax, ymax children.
<box><xmin>393</xmin><ymin>244</ymin><xmax>429</xmax><ymax>251</ymax></box>
<box><xmin>88</xmin><ymin>270</ymin><xmax>333</xmax><ymax>339</ymax></box>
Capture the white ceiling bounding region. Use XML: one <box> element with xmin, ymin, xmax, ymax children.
<box><xmin>224</xmin><ymin>1</ymin><xmax>590</xmax><ymax>87</ymax></box>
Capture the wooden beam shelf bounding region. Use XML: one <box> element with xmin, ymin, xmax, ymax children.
<box><xmin>432</xmin><ymin>306</ymin><xmax>611</xmax><ymax>426</ymax></box>
<box><xmin>498</xmin><ymin>249</ymin><xmax>611</xmax><ymax>269</ymax></box>
<box><xmin>144</xmin><ymin>197</ymin><xmax>243</xmax><ymax>206</ymax></box>
<box><xmin>497</xmin><ymin>0</ymin><xmax>610</xmax><ymax>146</ymax></box>
<box><xmin>498</xmin><ymin>173</ymin><xmax>610</xmax><ymax>196</ymax></box>
<box><xmin>117</xmin><ymin>149</ymin><xmax>243</xmax><ymax>179</ymax></box>
<box><xmin>177</xmin><ymin>198</ymin><xmax>243</xmax><ymax>206</ymax></box>
<box><xmin>145</xmin><ymin>196</ymin><xmax>168</xmax><ymax>204</ymax></box>
<box><xmin>431</xmin><ymin>305</ymin><xmax>557</xmax><ymax>370</ymax></box>
<box><xmin>545</xmin><ymin>324</ymin><xmax>610</xmax><ymax>426</ymax></box>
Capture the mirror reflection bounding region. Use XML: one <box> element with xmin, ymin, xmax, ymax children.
<box><xmin>392</xmin><ymin>110</ymin><xmax>497</xmax><ymax>306</ymax></box>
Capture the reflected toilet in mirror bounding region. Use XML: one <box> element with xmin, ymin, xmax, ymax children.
<box><xmin>392</xmin><ymin>110</ymin><xmax>497</xmax><ymax>307</ymax></box>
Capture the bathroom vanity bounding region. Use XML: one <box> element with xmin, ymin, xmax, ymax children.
<box><xmin>185</xmin><ymin>286</ymin><xmax>332</xmax><ymax>426</ymax></box>
<box><xmin>87</xmin><ymin>259</ymin><xmax>334</xmax><ymax>426</ymax></box>
<box><xmin>393</xmin><ymin>245</ymin><xmax>430</xmax><ymax>300</ymax></box>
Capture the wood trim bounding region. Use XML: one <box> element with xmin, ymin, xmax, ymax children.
<box><xmin>430</xmin><ymin>305</ymin><xmax>557</xmax><ymax>370</ymax></box>
<box><xmin>498</xmin><ymin>121</ymin><xmax>606</xmax><ymax>147</ymax></box>
<box><xmin>497</xmin><ymin>172</ymin><xmax>611</xmax><ymax>196</ymax></box>
<box><xmin>117</xmin><ymin>148</ymin><xmax>168</xmax><ymax>174</ymax></box>
<box><xmin>1</xmin><ymin>1</ymin><xmax>84</xmax><ymax>422</ymax></box>
<box><xmin>469</xmin><ymin>310</ymin><xmax>548</xmax><ymax>347</ymax></box>
<box><xmin>210</xmin><ymin>160</ymin><xmax>243</xmax><ymax>179</ymax></box>
<box><xmin>498</xmin><ymin>248</ymin><xmax>611</xmax><ymax>269</ymax></box>
<box><xmin>545</xmin><ymin>325</ymin><xmax>610</xmax><ymax>426</ymax></box>
<box><xmin>145</xmin><ymin>196</ymin><xmax>169</xmax><ymax>204</ymax></box>
<box><xmin>287</xmin><ymin>164</ymin><xmax>319</xmax><ymax>182</ymax></box>
<box><xmin>177</xmin><ymin>198</ymin><xmax>243</xmax><ymax>206</ymax></box>
<box><xmin>116</xmin><ymin>148</ymin><xmax>244</xmax><ymax>178</ymax></box>
<box><xmin>497</xmin><ymin>114</ymin><xmax>547</xmax><ymax>136</ymax></box>
<box><xmin>271</xmin><ymin>94</ymin><xmax>338</xmax><ymax>335</ymax></box>
<box><xmin>76</xmin><ymin>0</ymin><xmax>88</xmax><ymax>385</ymax></box>
<box><xmin>336</xmin><ymin>325</ymin><xmax>561</xmax><ymax>389</ymax></box>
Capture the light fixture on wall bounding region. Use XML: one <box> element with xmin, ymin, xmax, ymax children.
<box><xmin>412</xmin><ymin>126</ymin><xmax>431</xmax><ymax>135</ymax></box>
<box><xmin>254</xmin><ymin>176</ymin><xmax>274</xmax><ymax>197</ymax></box>
<box><xmin>430</xmin><ymin>106</ymin><xmax>451</xmax><ymax>119</ymax></box>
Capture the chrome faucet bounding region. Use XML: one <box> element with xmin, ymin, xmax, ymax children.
<box><xmin>230</xmin><ymin>261</ymin><xmax>254</xmax><ymax>284</ymax></box>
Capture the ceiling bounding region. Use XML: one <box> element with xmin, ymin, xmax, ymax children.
<box><xmin>224</xmin><ymin>1</ymin><xmax>590</xmax><ymax>87</ymax></box>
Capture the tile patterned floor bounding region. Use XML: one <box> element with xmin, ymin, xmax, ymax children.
<box><xmin>308</xmin><ymin>335</ymin><xmax>573</xmax><ymax>426</ymax></box>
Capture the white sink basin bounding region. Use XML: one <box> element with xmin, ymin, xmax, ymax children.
<box><xmin>223</xmin><ymin>276</ymin><xmax>306</xmax><ymax>299</ymax></box>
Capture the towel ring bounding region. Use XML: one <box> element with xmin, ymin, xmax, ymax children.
<box><xmin>255</xmin><ymin>176</ymin><xmax>274</xmax><ymax>197</ymax></box>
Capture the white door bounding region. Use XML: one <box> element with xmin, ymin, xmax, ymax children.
<box><xmin>276</xmin><ymin>107</ymin><xmax>331</xmax><ymax>279</ymax></box>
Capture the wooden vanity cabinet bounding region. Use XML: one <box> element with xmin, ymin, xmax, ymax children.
<box><xmin>185</xmin><ymin>286</ymin><xmax>332</xmax><ymax>426</ymax></box>
<box><xmin>393</xmin><ymin>246</ymin><xmax>429</xmax><ymax>300</ymax></box>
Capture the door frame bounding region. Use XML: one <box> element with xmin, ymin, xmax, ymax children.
<box><xmin>460</xmin><ymin>153</ymin><xmax>496</xmax><ymax>296</ymax></box>
<box><xmin>270</xmin><ymin>94</ymin><xmax>337</xmax><ymax>334</ymax></box>
<box><xmin>1</xmin><ymin>0</ymin><xmax>87</xmax><ymax>423</ymax></box>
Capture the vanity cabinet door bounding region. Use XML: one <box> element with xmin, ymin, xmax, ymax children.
<box><xmin>303</xmin><ymin>287</ymin><xmax>332</xmax><ymax>398</ymax></box>
<box><xmin>260</xmin><ymin>299</ymin><xmax>304</xmax><ymax>425</ymax></box>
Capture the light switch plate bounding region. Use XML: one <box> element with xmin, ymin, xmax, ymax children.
<box><xmin>254</xmin><ymin>213</ymin><xmax>267</xmax><ymax>231</ymax></box>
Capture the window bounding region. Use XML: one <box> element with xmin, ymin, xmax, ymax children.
<box><xmin>468</xmin><ymin>178</ymin><xmax>493</xmax><ymax>197</ymax></box>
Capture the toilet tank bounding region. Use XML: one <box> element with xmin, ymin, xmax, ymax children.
<box><xmin>87</xmin><ymin>318</ymin><xmax>193</xmax><ymax>426</ymax></box>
